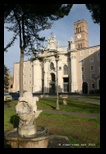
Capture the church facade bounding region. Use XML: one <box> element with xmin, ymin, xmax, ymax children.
<box><xmin>13</xmin><ymin>20</ymin><xmax>100</xmax><ymax>94</ymax></box>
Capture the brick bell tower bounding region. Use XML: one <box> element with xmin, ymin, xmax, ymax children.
<box><xmin>74</xmin><ymin>20</ymin><xmax>88</xmax><ymax>50</ymax></box>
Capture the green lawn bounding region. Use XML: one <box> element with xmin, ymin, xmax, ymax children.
<box><xmin>4</xmin><ymin>98</ymin><xmax>100</xmax><ymax>148</ymax></box>
<box><xmin>36</xmin><ymin>113</ymin><xmax>100</xmax><ymax>148</ymax></box>
<box><xmin>37</xmin><ymin>98</ymin><xmax>100</xmax><ymax>114</ymax></box>
<box><xmin>4</xmin><ymin>98</ymin><xmax>100</xmax><ymax>114</ymax></box>
<box><xmin>83</xmin><ymin>95</ymin><xmax>100</xmax><ymax>100</ymax></box>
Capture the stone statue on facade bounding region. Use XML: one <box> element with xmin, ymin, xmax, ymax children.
<box><xmin>47</xmin><ymin>35</ymin><xmax>56</xmax><ymax>49</ymax></box>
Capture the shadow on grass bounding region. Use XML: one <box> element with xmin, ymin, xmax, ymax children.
<box><xmin>10</xmin><ymin>115</ymin><xmax>19</xmax><ymax>128</ymax></box>
<box><xmin>40</xmin><ymin>101</ymin><xmax>56</xmax><ymax>110</ymax></box>
<box><xmin>42</xmin><ymin>102</ymin><xmax>56</xmax><ymax>109</ymax></box>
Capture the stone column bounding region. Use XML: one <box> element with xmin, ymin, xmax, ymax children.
<box><xmin>68</xmin><ymin>52</ymin><xmax>71</xmax><ymax>93</ymax></box>
<box><xmin>71</xmin><ymin>52</ymin><xmax>78</xmax><ymax>92</ymax></box>
<box><xmin>55</xmin><ymin>54</ymin><xmax>60</xmax><ymax>110</ymax></box>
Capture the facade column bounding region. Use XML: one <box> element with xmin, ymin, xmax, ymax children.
<box><xmin>68</xmin><ymin>51</ymin><xmax>71</xmax><ymax>93</ymax></box>
<box><xmin>71</xmin><ymin>51</ymin><xmax>78</xmax><ymax>92</ymax></box>
<box><xmin>55</xmin><ymin>54</ymin><xmax>60</xmax><ymax>110</ymax></box>
<box><xmin>42</xmin><ymin>58</ymin><xmax>45</xmax><ymax>95</ymax></box>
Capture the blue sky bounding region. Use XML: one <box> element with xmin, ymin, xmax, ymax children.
<box><xmin>4</xmin><ymin>4</ymin><xmax>100</xmax><ymax>75</ymax></box>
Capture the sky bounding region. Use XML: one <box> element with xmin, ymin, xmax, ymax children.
<box><xmin>4</xmin><ymin>4</ymin><xmax>100</xmax><ymax>76</ymax></box>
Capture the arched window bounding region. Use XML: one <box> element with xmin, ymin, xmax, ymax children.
<box><xmin>64</xmin><ymin>65</ymin><xmax>68</xmax><ymax>75</ymax></box>
<box><xmin>50</xmin><ymin>62</ymin><xmax>54</xmax><ymax>70</ymax></box>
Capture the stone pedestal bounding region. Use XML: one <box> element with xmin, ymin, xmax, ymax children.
<box><xmin>4</xmin><ymin>127</ymin><xmax>49</xmax><ymax>148</ymax></box>
<box><xmin>18</xmin><ymin>125</ymin><xmax>37</xmax><ymax>137</ymax></box>
<box><xmin>63</xmin><ymin>99</ymin><xmax>67</xmax><ymax>105</ymax></box>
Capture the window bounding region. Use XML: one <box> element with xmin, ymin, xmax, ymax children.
<box><xmin>24</xmin><ymin>81</ymin><xmax>26</xmax><ymax>85</ymax></box>
<box><xmin>78</xmin><ymin>44</ymin><xmax>82</xmax><ymax>49</ymax></box>
<box><xmin>99</xmin><ymin>66</ymin><xmax>100</xmax><ymax>73</ymax></box>
<box><xmin>90</xmin><ymin>65</ymin><xmax>94</xmax><ymax>71</ymax></box>
<box><xmin>82</xmin><ymin>74</ymin><xmax>85</xmax><ymax>80</ymax></box>
<box><xmin>64</xmin><ymin>65</ymin><xmax>68</xmax><ymax>75</ymax></box>
<box><xmin>92</xmin><ymin>84</ymin><xmax>95</xmax><ymax>89</ymax></box>
<box><xmin>29</xmin><ymin>81</ymin><xmax>31</xmax><ymax>84</ymax></box>
<box><xmin>59</xmin><ymin>67</ymin><xmax>62</xmax><ymax>70</ymax></box>
<box><xmin>90</xmin><ymin>57</ymin><xmax>94</xmax><ymax>63</ymax></box>
<box><xmin>80</xmin><ymin>59</ymin><xmax>84</xmax><ymax>64</ymax></box>
<box><xmin>29</xmin><ymin>74</ymin><xmax>31</xmax><ymax>77</ymax></box>
<box><xmin>82</xmin><ymin>67</ymin><xmax>84</xmax><ymax>71</ymax></box>
<box><xmin>76</xmin><ymin>28</ymin><xmax>78</xmax><ymax>33</ymax></box>
<box><xmin>50</xmin><ymin>62</ymin><xmax>54</xmax><ymax>70</ymax></box>
<box><xmin>97</xmin><ymin>52</ymin><xmax>100</xmax><ymax>61</ymax></box>
<box><xmin>76</xmin><ymin>27</ymin><xmax>81</xmax><ymax>33</ymax></box>
<box><xmin>91</xmin><ymin>73</ymin><xmax>95</xmax><ymax>79</ymax></box>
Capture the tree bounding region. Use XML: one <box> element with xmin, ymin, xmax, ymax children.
<box><xmin>4</xmin><ymin>65</ymin><xmax>9</xmax><ymax>90</ymax></box>
<box><xmin>86</xmin><ymin>4</ymin><xmax>100</xmax><ymax>24</ymax></box>
<box><xmin>4</xmin><ymin>4</ymin><xmax>73</xmax><ymax>97</ymax></box>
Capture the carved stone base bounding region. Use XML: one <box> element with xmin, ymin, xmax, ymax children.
<box><xmin>4</xmin><ymin>128</ymin><xmax>49</xmax><ymax>148</ymax></box>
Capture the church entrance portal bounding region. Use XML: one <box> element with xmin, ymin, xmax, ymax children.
<box><xmin>49</xmin><ymin>73</ymin><xmax>55</xmax><ymax>94</ymax></box>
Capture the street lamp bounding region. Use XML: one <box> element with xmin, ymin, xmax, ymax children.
<box><xmin>55</xmin><ymin>53</ymin><xmax>60</xmax><ymax>110</ymax></box>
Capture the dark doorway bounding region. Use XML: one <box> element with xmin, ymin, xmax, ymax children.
<box><xmin>82</xmin><ymin>82</ymin><xmax>88</xmax><ymax>94</ymax></box>
<box><xmin>49</xmin><ymin>73</ymin><xmax>55</xmax><ymax>94</ymax></box>
<box><xmin>63</xmin><ymin>78</ymin><xmax>69</xmax><ymax>93</ymax></box>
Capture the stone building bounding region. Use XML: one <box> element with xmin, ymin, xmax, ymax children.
<box><xmin>13</xmin><ymin>19</ymin><xmax>100</xmax><ymax>94</ymax></box>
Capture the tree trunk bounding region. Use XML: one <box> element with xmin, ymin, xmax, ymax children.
<box><xmin>19</xmin><ymin>48</ymin><xmax>24</xmax><ymax>97</ymax></box>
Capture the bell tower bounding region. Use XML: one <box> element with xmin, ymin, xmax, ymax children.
<box><xmin>74</xmin><ymin>20</ymin><xmax>88</xmax><ymax>50</ymax></box>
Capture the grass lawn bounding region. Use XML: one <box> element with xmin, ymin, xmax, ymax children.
<box><xmin>4</xmin><ymin>98</ymin><xmax>100</xmax><ymax>148</ymax></box>
<box><xmin>36</xmin><ymin>113</ymin><xmax>100</xmax><ymax>148</ymax></box>
<box><xmin>37</xmin><ymin>98</ymin><xmax>100</xmax><ymax>114</ymax></box>
<box><xmin>83</xmin><ymin>95</ymin><xmax>100</xmax><ymax>100</ymax></box>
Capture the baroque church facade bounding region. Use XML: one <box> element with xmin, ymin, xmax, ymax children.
<box><xmin>13</xmin><ymin>20</ymin><xmax>100</xmax><ymax>94</ymax></box>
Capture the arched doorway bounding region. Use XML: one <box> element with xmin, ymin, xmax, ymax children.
<box><xmin>82</xmin><ymin>82</ymin><xmax>88</xmax><ymax>94</ymax></box>
<box><xmin>49</xmin><ymin>73</ymin><xmax>55</xmax><ymax>94</ymax></box>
